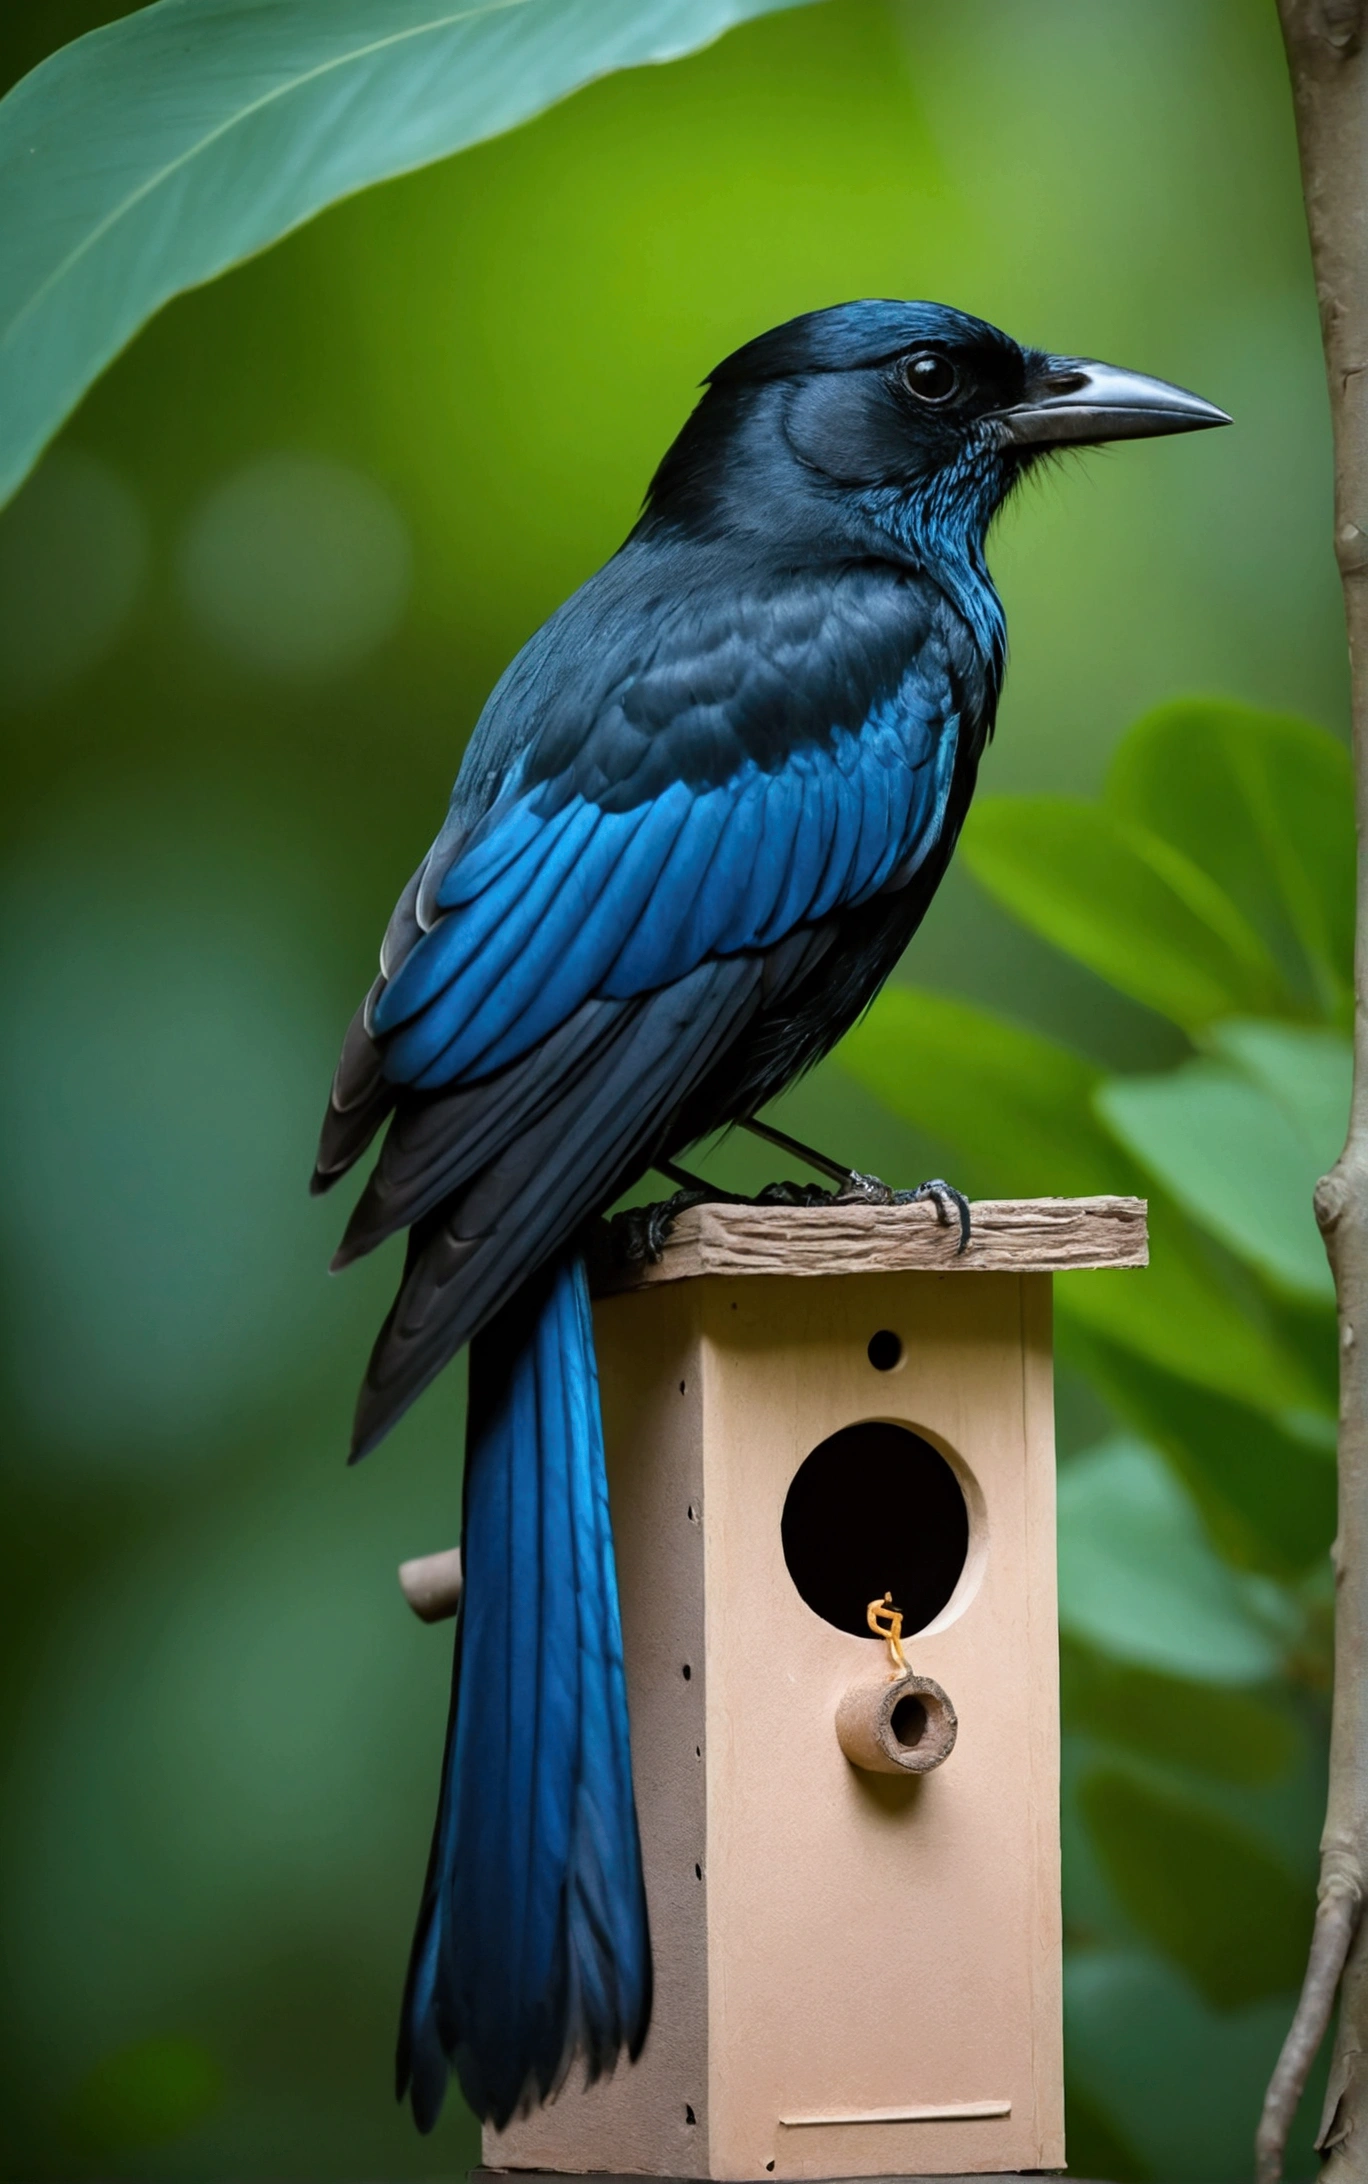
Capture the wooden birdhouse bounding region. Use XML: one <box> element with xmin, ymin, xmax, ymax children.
<box><xmin>481</xmin><ymin>1193</ymin><xmax>1147</xmax><ymax>2184</ymax></box>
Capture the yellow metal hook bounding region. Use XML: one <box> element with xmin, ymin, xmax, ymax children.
<box><xmin>867</xmin><ymin>1591</ymin><xmax>909</xmax><ymax>1676</ymax></box>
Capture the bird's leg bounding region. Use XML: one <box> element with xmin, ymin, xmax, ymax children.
<box><xmin>741</xmin><ymin>1117</ymin><xmax>972</xmax><ymax>1254</ymax></box>
<box><xmin>741</xmin><ymin>1115</ymin><xmax>855</xmax><ymax>1186</ymax></box>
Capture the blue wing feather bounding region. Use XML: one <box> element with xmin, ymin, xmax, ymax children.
<box><xmin>376</xmin><ymin>666</ymin><xmax>959</xmax><ymax>1095</ymax></box>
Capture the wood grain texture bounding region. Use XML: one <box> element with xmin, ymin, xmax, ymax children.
<box><xmin>592</xmin><ymin>1195</ymin><xmax>1147</xmax><ymax>1294</ymax></box>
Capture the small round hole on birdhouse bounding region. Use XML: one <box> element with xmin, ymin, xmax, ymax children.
<box><xmin>685</xmin><ymin>2105</ymin><xmax>697</xmax><ymax>2125</ymax></box>
<box><xmin>682</xmin><ymin>1662</ymin><xmax>692</xmax><ymax>1680</ymax></box>
<box><xmin>891</xmin><ymin>1694</ymin><xmax>929</xmax><ymax>1748</ymax></box>
<box><xmin>867</xmin><ymin>1329</ymin><xmax>902</xmax><ymax>1371</ymax></box>
<box><xmin>781</xmin><ymin>1421</ymin><xmax>969</xmax><ymax>1638</ymax></box>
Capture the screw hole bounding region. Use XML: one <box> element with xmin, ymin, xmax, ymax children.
<box><xmin>766</xmin><ymin>2164</ymin><xmax>776</xmax><ymax>2173</ymax></box>
<box><xmin>867</xmin><ymin>1329</ymin><xmax>903</xmax><ymax>1372</ymax></box>
<box><xmin>687</xmin><ymin>1501</ymin><xmax>700</xmax><ymax>1523</ymax></box>
<box><xmin>682</xmin><ymin>1662</ymin><xmax>692</xmax><ymax>1680</ymax></box>
<box><xmin>679</xmin><ymin>1380</ymin><xmax>686</xmax><ymax>1394</ymax></box>
<box><xmin>695</xmin><ymin>1862</ymin><xmax>703</xmax><ymax>1879</ymax></box>
<box><xmin>695</xmin><ymin>1744</ymin><xmax>702</xmax><ymax>1759</ymax></box>
<box><xmin>685</xmin><ymin>2105</ymin><xmax>697</xmax><ymax>2126</ymax></box>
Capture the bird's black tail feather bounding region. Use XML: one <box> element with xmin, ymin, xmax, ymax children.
<box><xmin>398</xmin><ymin>1253</ymin><xmax>651</xmax><ymax>2131</ymax></box>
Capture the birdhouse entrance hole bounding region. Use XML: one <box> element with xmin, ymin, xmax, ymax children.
<box><xmin>781</xmin><ymin>1420</ymin><xmax>970</xmax><ymax>1639</ymax></box>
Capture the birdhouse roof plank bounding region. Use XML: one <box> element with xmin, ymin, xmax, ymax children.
<box><xmin>592</xmin><ymin>1194</ymin><xmax>1147</xmax><ymax>1293</ymax></box>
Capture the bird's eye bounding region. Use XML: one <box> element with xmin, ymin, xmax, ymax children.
<box><xmin>902</xmin><ymin>352</ymin><xmax>959</xmax><ymax>404</ymax></box>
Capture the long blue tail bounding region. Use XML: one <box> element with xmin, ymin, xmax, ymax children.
<box><xmin>398</xmin><ymin>1253</ymin><xmax>652</xmax><ymax>2131</ymax></box>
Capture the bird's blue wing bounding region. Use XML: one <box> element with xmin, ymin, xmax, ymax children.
<box><xmin>372</xmin><ymin>670</ymin><xmax>960</xmax><ymax>1092</ymax></box>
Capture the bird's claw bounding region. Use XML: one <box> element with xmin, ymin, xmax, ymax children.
<box><xmin>609</xmin><ymin>1187</ymin><xmax>717</xmax><ymax>1266</ymax></box>
<box><xmin>892</xmin><ymin>1177</ymin><xmax>973</xmax><ymax>1254</ymax></box>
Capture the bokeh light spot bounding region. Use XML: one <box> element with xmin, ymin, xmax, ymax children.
<box><xmin>179</xmin><ymin>452</ymin><xmax>411</xmax><ymax>678</ymax></box>
<box><xmin>0</xmin><ymin>448</ymin><xmax>148</xmax><ymax>707</ymax></box>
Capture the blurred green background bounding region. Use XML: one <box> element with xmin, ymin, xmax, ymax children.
<box><xmin>0</xmin><ymin>1</ymin><xmax>1346</xmax><ymax>2177</ymax></box>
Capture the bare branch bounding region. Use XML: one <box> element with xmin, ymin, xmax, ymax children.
<box><xmin>1263</xmin><ymin>3</ymin><xmax>1368</xmax><ymax>2176</ymax></box>
<box><xmin>1258</xmin><ymin>1872</ymin><xmax>1360</xmax><ymax>2184</ymax></box>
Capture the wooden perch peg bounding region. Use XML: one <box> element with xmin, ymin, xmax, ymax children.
<box><xmin>836</xmin><ymin>1594</ymin><xmax>958</xmax><ymax>1775</ymax></box>
<box><xmin>836</xmin><ymin>1669</ymin><xmax>959</xmax><ymax>1776</ymax></box>
<box><xmin>398</xmin><ymin>1545</ymin><xmax>463</xmax><ymax>1623</ymax></box>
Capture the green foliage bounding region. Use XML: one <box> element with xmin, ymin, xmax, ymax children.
<box><xmin>1056</xmin><ymin>1437</ymin><xmax>1296</xmax><ymax>1686</ymax></box>
<box><xmin>1060</xmin><ymin>1643</ymin><xmax>1299</xmax><ymax>1787</ymax></box>
<box><xmin>1098</xmin><ymin>1026</ymin><xmax>1348</xmax><ymax>1304</ymax></box>
<box><xmin>1064</xmin><ymin>2080</ymin><xmax>1148</xmax><ymax>2184</ymax></box>
<box><xmin>70</xmin><ymin>2035</ymin><xmax>223</xmax><ymax>2156</ymax></box>
<box><xmin>839</xmin><ymin>987</ymin><xmax>1327</xmax><ymax>1415</ymax></box>
<box><xmin>1079</xmin><ymin>1767</ymin><xmax>1315</xmax><ymax>2009</ymax></box>
<box><xmin>1108</xmin><ymin>701</ymin><xmax>1354</xmax><ymax>1023</ymax></box>
<box><xmin>840</xmin><ymin>695</ymin><xmax>1347</xmax><ymax>2161</ymax></box>
<box><xmin>0</xmin><ymin>0</ymin><xmax>815</xmax><ymax>508</ymax></box>
<box><xmin>964</xmin><ymin>696</ymin><xmax>1355</xmax><ymax>1029</ymax></box>
<box><xmin>962</xmin><ymin>798</ymin><xmax>1289</xmax><ymax>1031</ymax></box>
<box><xmin>1066</xmin><ymin>1333</ymin><xmax>1335</xmax><ymax>1580</ymax></box>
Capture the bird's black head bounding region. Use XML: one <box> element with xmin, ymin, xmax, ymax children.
<box><xmin>641</xmin><ymin>299</ymin><xmax>1227</xmax><ymax>561</ymax></box>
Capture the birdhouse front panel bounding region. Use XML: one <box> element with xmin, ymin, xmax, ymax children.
<box><xmin>689</xmin><ymin>1266</ymin><xmax>1061</xmax><ymax>2181</ymax></box>
<box><xmin>482</xmin><ymin>1197</ymin><xmax>1147</xmax><ymax>2184</ymax></box>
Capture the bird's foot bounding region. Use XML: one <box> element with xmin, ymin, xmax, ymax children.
<box><xmin>741</xmin><ymin>1119</ymin><xmax>970</xmax><ymax>1251</ymax></box>
<box><xmin>832</xmin><ymin>1171</ymin><xmax>971</xmax><ymax>1251</ymax></box>
<box><xmin>834</xmin><ymin>1169</ymin><xmax>899</xmax><ymax>1206</ymax></box>
<box><xmin>610</xmin><ymin>1167</ymin><xmax>971</xmax><ymax>1267</ymax></box>
<box><xmin>609</xmin><ymin>1175</ymin><xmax>835</xmax><ymax>1267</ymax></box>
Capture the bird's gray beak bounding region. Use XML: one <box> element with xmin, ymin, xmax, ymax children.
<box><xmin>996</xmin><ymin>357</ymin><xmax>1231</xmax><ymax>447</ymax></box>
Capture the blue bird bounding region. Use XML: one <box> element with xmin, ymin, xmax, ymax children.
<box><xmin>313</xmin><ymin>301</ymin><xmax>1226</xmax><ymax>2131</ymax></box>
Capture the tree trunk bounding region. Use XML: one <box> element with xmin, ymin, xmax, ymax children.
<box><xmin>1260</xmin><ymin>6</ymin><xmax>1368</xmax><ymax>2180</ymax></box>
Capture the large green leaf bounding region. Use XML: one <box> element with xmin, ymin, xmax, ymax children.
<box><xmin>961</xmin><ymin>797</ymin><xmax>1291</xmax><ymax>1032</ymax></box>
<box><xmin>1057</xmin><ymin>1438</ymin><xmax>1294</xmax><ymax>1685</ymax></box>
<box><xmin>1107</xmin><ymin>699</ymin><xmax>1354</xmax><ymax>1023</ymax></box>
<box><xmin>1079</xmin><ymin>1767</ymin><xmax>1314</xmax><ymax>2007</ymax></box>
<box><xmin>1212</xmin><ymin>1017</ymin><xmax>1352</xmax><ymax>1161</ymax></box>
<box><xmin>1060</xmin><ymin>1640</ymin><xmax>1299</xmax><ymax>1786</ymax></box>
<box><xmin>1097</xmin><ymin>1025</ymin><xmax>1349</xmax><ymax>1304</ymax></box>
<box><xmin>1065</xmin><ymin>1331</ymin><xmax>1336</xmax><ymax>1580</ymax></box>
<box><xmin>1065</xmin><ymin>1950</ymin><xmax>1329</xmax><ymax>2182</ymax></box>
<box><xmin>0</xmin><ymin>0</ymin><xmax>813</xmax><ymax>508</ymax></box>
<box><xmin>1056</xmin><ymin>1203</ymin><xmax>1319</xmax><ymax>1417</ymax></box>
<box><xmin>838</xmin><ymin>987</ymin><xmax>1325</xmax><ymax>1413</ymax></box>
